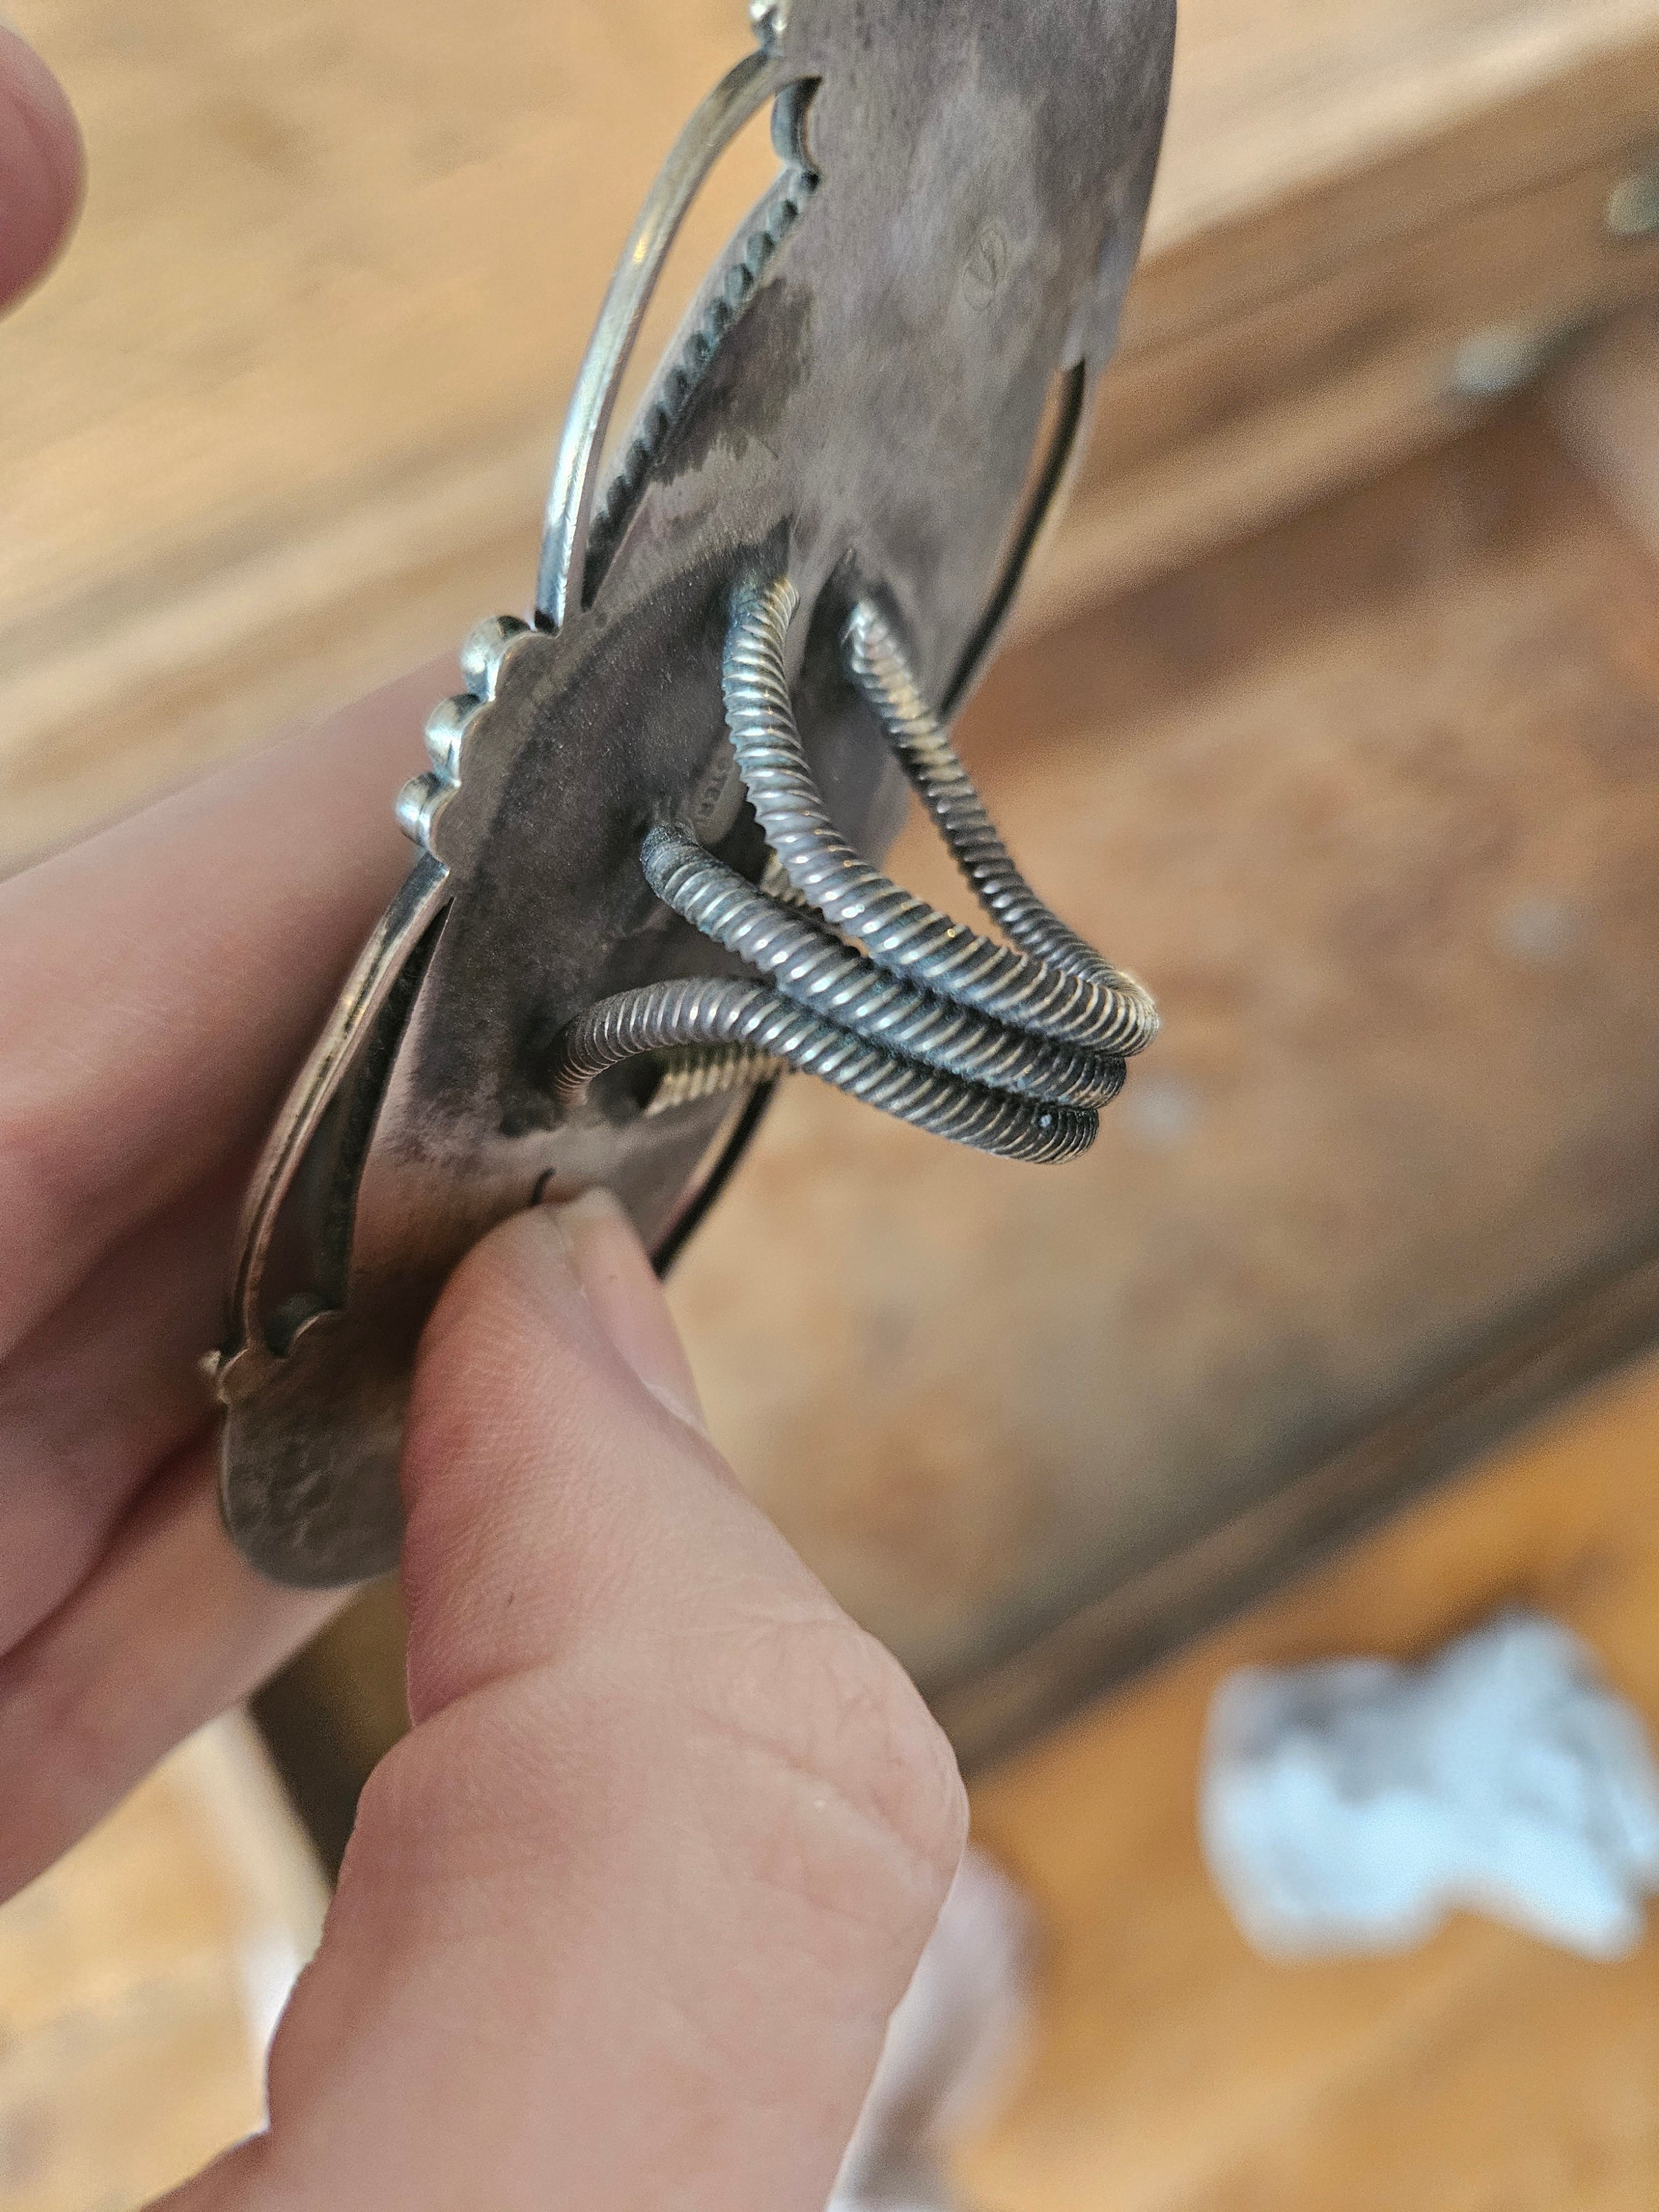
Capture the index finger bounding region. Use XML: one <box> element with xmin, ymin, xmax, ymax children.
<box><xmin>0</xmin><ymin>25</ymin><xmax>82</xmax><ymax>310</ymax></box>
<box><xmin>0</xmin><ymin>665</ymin><xmax>432</xmax><ymax>1363</ymax></box>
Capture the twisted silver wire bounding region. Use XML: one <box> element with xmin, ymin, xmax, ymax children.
<box><xmin>842</xmin><ymin>600</ymin><xmax>1114</xmax><ymax>985</ymax></box>
<box><xmin>548</xmin><ymin>575</ymin><xmax>1155</xmax><ymax>1164</ymax></box>
<box><xmin>552</xmin><ymin>977</ymin><xmax>1095</xmax><ymax>1165</ymax></box>
<box><xmin>727</xmin><ymin>577</ymin><xmax>1159</xmax><ymax>1059</ymax></box>
<box><xmin>648</xmin><ymin>1041</ymin><xmax>785</xmax><ymax>1114</ymax></box>
<box><xmin>641</xmin><ymin>826</ymin><xmax>1124</xmax><ymax>1111</ymax></box>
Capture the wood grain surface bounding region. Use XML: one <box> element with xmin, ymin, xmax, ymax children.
<box><xmin>957</xmin><ymin>1345</ymin><xmax>1659</xmax><ymax>2212</ymax></box>
<box><xmin>0</xmin><ymin>1717</ymin><xmax>325</xmax><ymax>2212</ymax></box>
<box><xmin>4</xmin><ymin>0</ymin><xmax>1659</xmax><ymax>864</ymax></box>
<box><xmin>1040</xmin><ymin>12</ymin><xmax>1659</xmax><ymax>629</ymax></box>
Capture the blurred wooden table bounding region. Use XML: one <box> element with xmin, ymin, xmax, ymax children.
<box><xmin>958</xmin><ymin>1345</ymin><xmax>1659</xmax><ymax>2212</ymax></box>
<box><xmin>0</xmin><ymin>1718</ymin><xmax>325</xmax><ymax>2211</ymax></box>
<box><xmin>4</xmin><ymin>0</ymin><xmax>1659</xmax><ymax>862</ymax></box>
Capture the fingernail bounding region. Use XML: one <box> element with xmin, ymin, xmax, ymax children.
<box><xmin>547</xmin><ymin>1190</ymin><xmax>707</xmax><ymax>1434</ymax></box>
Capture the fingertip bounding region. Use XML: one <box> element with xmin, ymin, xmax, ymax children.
<box><xmin>414</xmin><ymin>1192</ymin><xmax>705</xmax><ymax>1447</ymax></box>
<box><xmin>398</xmin><ymin>1193</ymin><xmax>722</xmax><ymax>1719</ymax></box>
<box><xmin>545</xmin><ymin>1190</ymin><xmax>707</xmax><ymax>1435</ymax></box>
<box><xmin>0</xmin><ymin>26</ymin><xmax>84</xmax><ymax>310</ymax></box>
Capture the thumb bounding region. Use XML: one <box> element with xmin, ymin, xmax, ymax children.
<box><xmin>0</xmin><ymin>25</ymin><xmax>82</xmax><ymax>311</ymax></box>
<box><xmin>166</xmin><ymin>1192</ymin><xmax>966</xmax><ymax>2212</ymax></box>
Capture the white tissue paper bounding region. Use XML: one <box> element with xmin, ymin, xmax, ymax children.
<box><xmin>1201</xmin><ymin>1609</ymin><xmax>1659</xmax><ymax>1963</ymax></box>
<box><xmin>828</xmin><ymin>1845</ymin><xmax>1034</xmax><ymax>2212</ymax></box>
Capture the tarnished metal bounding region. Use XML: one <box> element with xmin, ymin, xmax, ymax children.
<box><xmin>216</xmin><ymin>0</ymin><xmax>1176</xmax><ymax>1588</ymax></box>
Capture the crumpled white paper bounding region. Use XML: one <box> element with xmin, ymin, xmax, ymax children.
<box><xmin>828</xmin><ymin>1845</ymin><xmax>1033</xmax><ymax>2212</ymax></box>
<box><xmin>1201</xmin><ymin>1610</ymin><xmax>1659</xmax><ymax>1962</ymax></box>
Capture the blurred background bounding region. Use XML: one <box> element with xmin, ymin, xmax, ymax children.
<box><xmin>7</xmin><ymin>0</ymin><xmax>1659</xmax><ymax>2204</ymax></box>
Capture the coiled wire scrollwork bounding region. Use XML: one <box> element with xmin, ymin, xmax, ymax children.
<box><xmin>551</xmin><ymin>576</ymin><xmax>1157</xmax><ymax>1164</ymax></box>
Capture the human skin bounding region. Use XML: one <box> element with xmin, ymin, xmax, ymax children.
<box><xmin>0</xmin><ymin>29</ymin><xmax>967</xmax><ymax>2206</ymax></box>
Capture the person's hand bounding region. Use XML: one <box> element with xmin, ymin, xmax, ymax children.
<box><xmin>1</xmin><ymin>29</ymin><xmax>968</xmax><ymax>2207</ymax></box>
<box><xmin>176</xmin><ymin>1196</ymin><xmax>966</xmax><ymax>2210</ymax></box>
<box><xmin>0</xmin><ymin>21</ymin><xmax>79</xmax><ymax>305</ymax></box>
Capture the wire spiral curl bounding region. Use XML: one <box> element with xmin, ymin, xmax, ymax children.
<box><xmin>550</xmin><ymin>576</ymin><xmax>1157</xmax><ymax>1164</ymax></box>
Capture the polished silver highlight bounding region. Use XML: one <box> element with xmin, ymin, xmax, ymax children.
<box><xmin>750</xmin><ymin>0</ymin><xmax>793</xmax><ymax>51</ymax></box>
<box><xmin>537</xmin><ymin>49</ymin><xmax>784</xmax><ymax>627</ymax></box>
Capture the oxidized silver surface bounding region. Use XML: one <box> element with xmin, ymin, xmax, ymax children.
<box><xmin>215</xmin><ymin>0</ymin><xmax>1177</xmax><ymax>1588</ymax></box>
